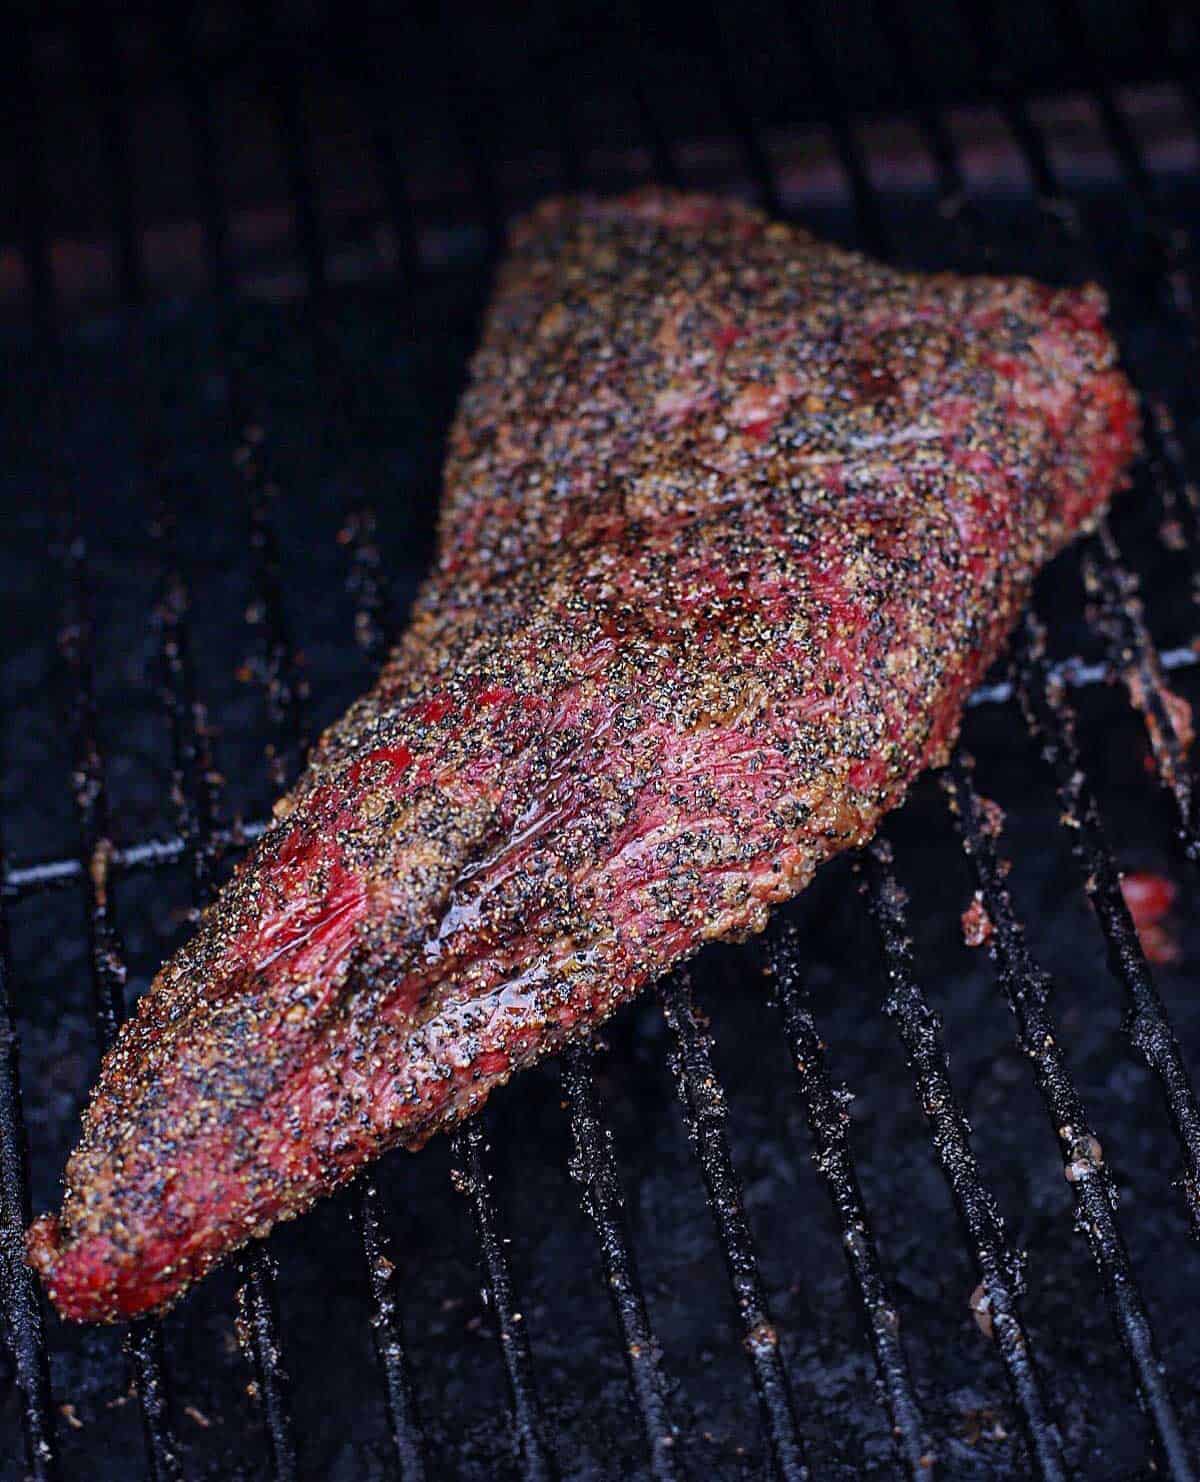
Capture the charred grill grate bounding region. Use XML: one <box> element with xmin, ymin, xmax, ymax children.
<box><xmin>3</xmin><ymin>2</ymin><xmax>1200</xmax><ymax>1478</ymax></box>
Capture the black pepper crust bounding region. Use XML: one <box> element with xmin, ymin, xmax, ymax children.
<box><xmin>26</xmin><ymin>189</ymin><xmax>1138</xmax><ymax>1322</ymax></box>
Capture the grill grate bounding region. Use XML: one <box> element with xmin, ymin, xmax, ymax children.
<box><xmin>858</xmin><ymin>839</ymin><xmax>1067</xmax><ymax>1480</ymax></box>
<box><xmin>944</xmin><ymin>751</ymin><xmax>1193</xmax><ymax>1478</ymax></box>
<box><xmin>562</xmin><ymin>1046</ymin><xmax>681</xmax><ymax>1481</ymax></box>
<box><xmin>450</xmin><ymin>1121</ymin><xmax>557</xmax><ymax>1482</ymax></box>
<box><xmin>1013</xmin><ymin>611</ymin><xmax>1200</xmax><ymax>1232</ymax></box>
<box><xmin>3</xmin><ymin>2</ymin><xmax>1200</xmax><ymax>1478</ymax></box>
<box><xmin>0</xmin><ymin>866</ymin><xmax>54</xmax><ymax>1475</ymax></box>
<box><xmin>662</xmin><ymin>973</ymin><xmax>807</xmax><ymax>1480</ymax></box>
<box><xmin>766</xmin><ymin>922</ymin><xmax>930</xmax><ymax>1478</ymax></box>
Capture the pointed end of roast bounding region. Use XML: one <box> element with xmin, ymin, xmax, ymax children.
<box><xmin>26</xmin><ymin>1210</ymin><xmax>176</xmax><ymax>1325</ymax></box>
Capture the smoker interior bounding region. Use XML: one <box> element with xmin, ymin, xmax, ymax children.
<box><xmin>3</xmin><ymin>2</ymin><xmax>1200</xmax><ymax>1478</ymax></box>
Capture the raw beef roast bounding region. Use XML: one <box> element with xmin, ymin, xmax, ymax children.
<box><xmin>28</xmin><ymin>191</ymin><xmax>1138</xmax><ymax>1321</ymax></box>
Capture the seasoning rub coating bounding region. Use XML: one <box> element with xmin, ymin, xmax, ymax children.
<box><xmin>28</xmin><ymin>190</ymin><xmax>1138</xmax><ymax>1322</ymax></box>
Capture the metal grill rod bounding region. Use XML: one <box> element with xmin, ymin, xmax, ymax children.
<box><xmin>1084</xmin><ymin>520</ymin><xmax>1200</xmax><ymax>856</ymax></box>
<box><xmin>858</xmin><ymin>840</ymin><xmax>1068</xmax><ymax>1481</ymax></box>
<box><xmin>1138</xmin><ymin>397</ymin><xmax>1200</xmax><ymax>588</ymax></box>
<box><xmin>0</xmin><ymin>28</ymin><xmax>61</xmax><ymax>1478</ymax></box>
<box><xmin>778</xmin><ymin>6</ymin><xmax>1195</xmax><ymax>1465</ymax></box>
<box><xmin>146</xmin><ymin>309</ymin><xmax>302</xmax><ymax>1482</ymax></box>
<box><xmin>621</xmin><ymin>3</ymin><xmax>684</xmax><ymax>191</ymax></box>
<box><xmin>699</xmin><ymin>2</ymin><xmax>784</xmax><ymax>218</ymax></box>
<box><xmin>323</xmin><ymin>1</ymin><xmax>421</xmax><ymax>289</ymax></box>
<box><xmin>432</xmin><ymin>35</ymin><xmax>572</xmax><ymax>1471</ymax></box>
<box><xmin>355</xmin><ymin>1183</ymin><xmax>427</xmax><ymax>1482</ymax></box>
<box><xmin>562</xmin><ymin>1048</ymin><xmax>682</xmax><ymax>1482</ymax></box>
<box><xmin>254</xmin><ymin>0</ymin><xmax>401</xmax><ymax>669</ymax></box>
<box><xmin>625</xmin><ymin>14</ymin><xmax>1084</xmax><ymax>1470</ymax></box>
<box><xmin>613</xmin><ymin>46</ymin><xmax>815</xmax><ymax>1475</ymax></box>
<box><xmin>865</xmin><ymin>0</ymin><xmax>989</xmax><ymax>269</ymax></box>
<box><xmin>0</xmin><ymin>881</ymin><xmax>56</xmax><ymax>1480</ymax></box>
<box><xmin>323</xmin><ymin>17</ymin><xmax>689</xmax><ymax>1470</ymax></box>
<box><xmin>56</xmin><ymin>404</ymin><xmax>183</xmax><ymax>1482</ymax></box>
<box><xmin>450</xmin><ymin>1120</ymin><xmax>559</xmax><ymax>1480</ymax></box>
<box><xmin>777</xmin><ymin>6</ymin><xmax>889</xmax><ymax>256</ymax></box>
<box><xmin>944</xmin><ymin>751</ymin><xmax>1197</xmax><ymax>1481</ymax></box>
<box><xmin>13</xmin><ymin>17</ymin><xmax>186</xmax><ymax>1472</ymax></box>
<box><xmin>1012</xmin><ymin>611</ymin><xmax>1200</xmax><ymax>1233</ymax></box>
<box><xmin>92</xmin><ymin>8</ymin><xmax>331</xmax><ymax>1470</ymax></box>
<box><xmin>1</xmin><ymin>823</ymin><xmax>270</xmax><ymax>902</ymax></box>
<box><xmin>765</xmin><ymin>920</ymin><xmax>931</xmax><ymax>1479</ymax></box>
<box><xmin>248</xmin><ymin>0</ymin><xmax>329</xmax><ymax>305</ymax></box>
<box><xmin>331</xmin><ymin>18</ymin><xmax>708</xmax><ymax>1471</ymax></box>
<box><xmin>661</xmin><ymin>973</ymin><xmax>808</xmax><ymax>1482</ymax></box>
<box><xmin>174</xmin><ymin>9</ymin><xmax>561</xmax><ymax>1473</ymax></box>
<box><xmin>234</xmin><ymin>1258</ymin><xmax>297</xmax><ymax>1482</ymax></box>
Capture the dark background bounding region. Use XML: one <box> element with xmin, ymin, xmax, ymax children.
<box><xmin>3</xmin><ymin>2</ymin><xmax>1200</xmax><ymax>1478</ymax></box>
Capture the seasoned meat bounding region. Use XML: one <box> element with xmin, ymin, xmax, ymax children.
<box><xmin>28</xmin><ymin>190</ymin><xmax>1138</xmax><ymax>1322</ymax></box>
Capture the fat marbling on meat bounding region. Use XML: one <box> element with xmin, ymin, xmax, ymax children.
<box><xmin>28</xmin><ymin>190</ymin><xmax>1138</xmax><ymax>1321</ymax></box>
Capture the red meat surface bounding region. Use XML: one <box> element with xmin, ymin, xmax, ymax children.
<box><xmin>28</xmin><ymin>190</ymin><xmax>1138</xmax><ymax>1322</ymax></box>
